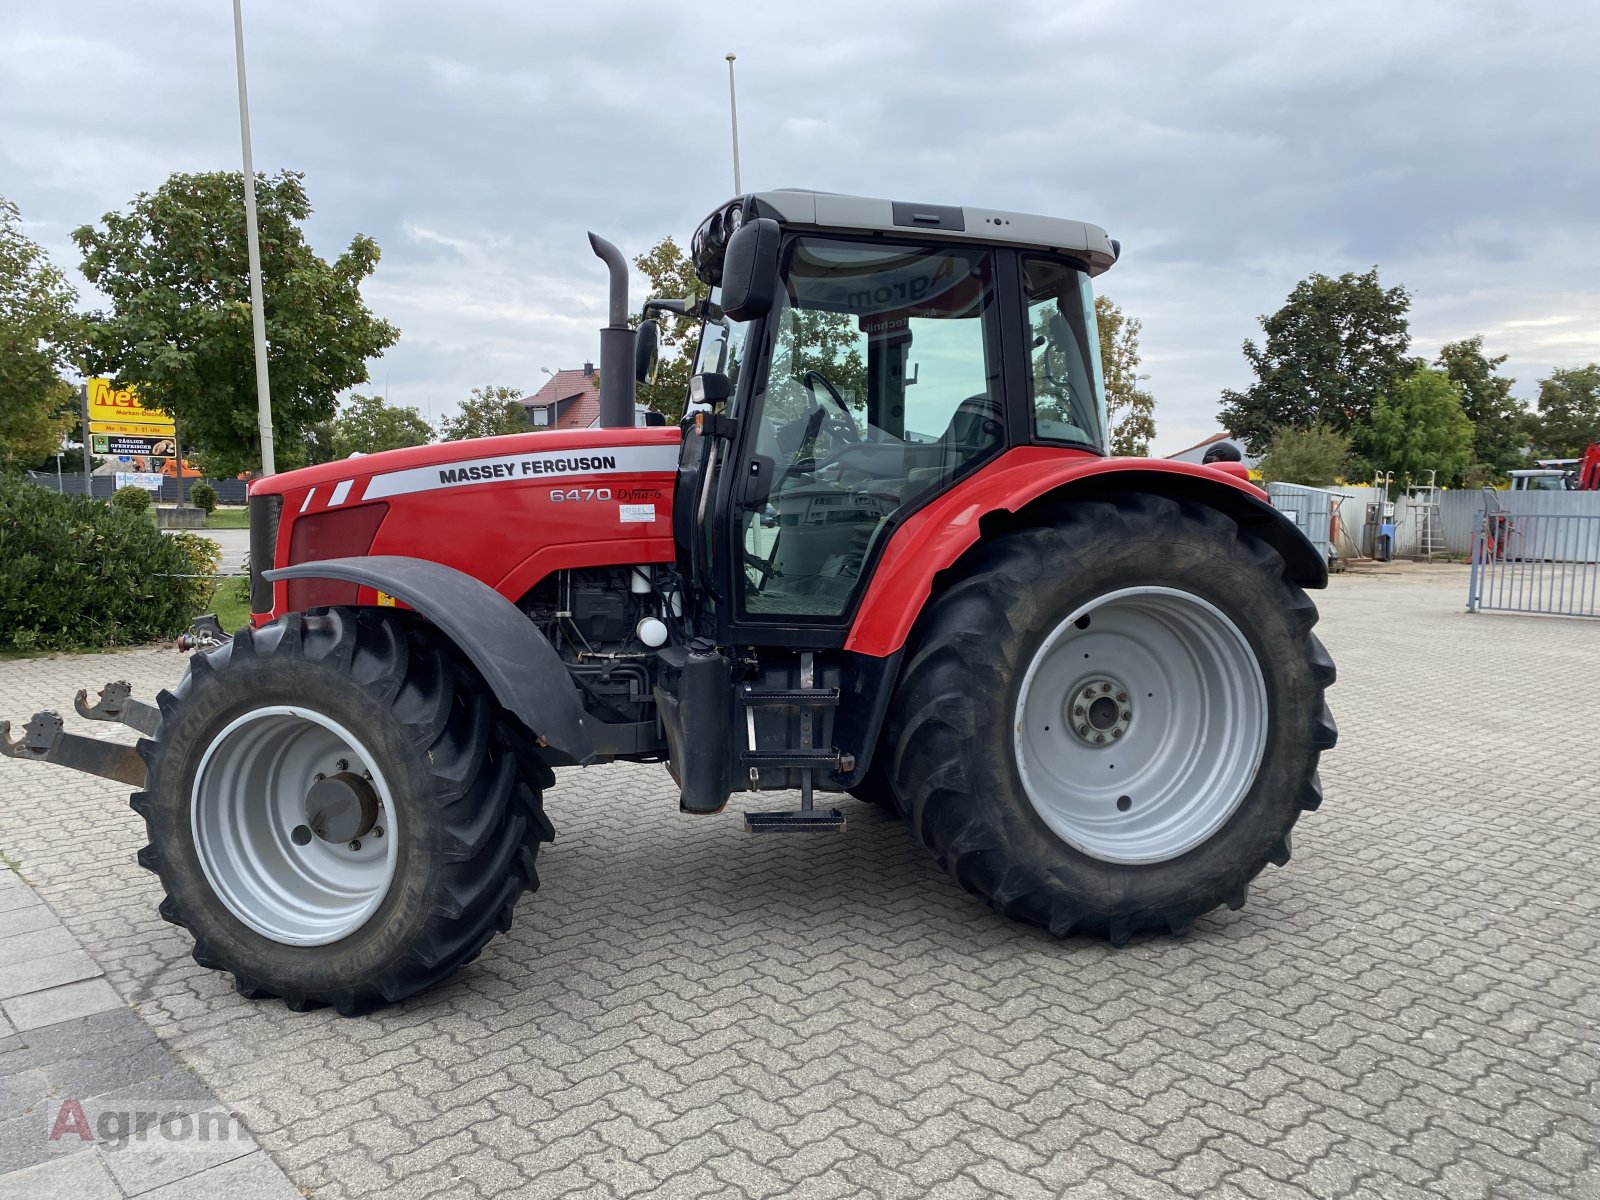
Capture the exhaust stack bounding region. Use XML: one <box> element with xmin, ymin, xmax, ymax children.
<box><xmin>587</xmin><ymin>233</ymin><xmax>637</xmax><ymax>429</ymax></box>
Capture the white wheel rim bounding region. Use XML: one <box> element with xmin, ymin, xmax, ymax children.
<box><xmin>190</xmin><ymin>706</ymin><xmax>399</xmax><ymax>946</ymax></box>
<box><xmin>1012</xmin><ymin>586</ymin><xmax>1268</xmax><ymax>864</ymax></box>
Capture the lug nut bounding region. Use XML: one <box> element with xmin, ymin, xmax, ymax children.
<box><xmin>313</xmin><ymin>772</ymin><xmax>326</xmax><ymax>782</ymax></box>
<box><xmin>1073</xmin><ymin>705</ymin><xmax>1084</xmax><ymax>717</ymax></box>
<box><xmin>363</xmin><ymin>770</ymin><xmax>373</xmax><ymax>780</ymax></box>
<box><xmin>1112</xmin><ymin>729</ymin><xmax>1123</xmax><ymax>739</ymax></box>
<box><xmin>1078</xmin><ymin>725</ymin><xmax>1089</xmax><ymax>736</ymax></box>
<box><xmin>336</xmin><ymin>759</ymin><xmax>349</xmax><ymax>772</ymax></box>
<box><xmin>371</xmin><ymin>826</ymin><xmax>383</xmax><ymax>839</ymax></box>
<box><xmin>1094</xmin><ymin>733</ymin><xmax>1105</xmax><ymax>744</ymax></box>
<box><xmin>1117</xmin><ymin>692</ymin><xmax>1128</xmax><ymax>703</ymax></box>
<box><xmin>348</xmin><ymin>839</ymin><xmax>361</xmax><ymax>851</ymax></box>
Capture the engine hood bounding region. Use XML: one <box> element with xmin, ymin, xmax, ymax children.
<box><xmin>250</xmin><ymin>425</ymin><xmax>682</xmax><ymax>498</ymax></box>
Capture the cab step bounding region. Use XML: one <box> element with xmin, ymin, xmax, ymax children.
<box><xmin>738</xmin><ymin>748</ymin><xmax>848</xmax><ymax>770</ymax></box>
<box><xmin>739</xmin><ymin>686</ymin><xmax>840</xmax><ymax>707</ymax></box>
<box><xmin>745</xmin><ymin>808</ymin><xmax>846</xmax><ymax>833</ymax></box>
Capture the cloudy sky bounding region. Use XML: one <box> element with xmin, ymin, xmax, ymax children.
<box><xmin>4</xmin><ymin>0</ymin><xmax>1597</xmax><ymax>453</ymax></box>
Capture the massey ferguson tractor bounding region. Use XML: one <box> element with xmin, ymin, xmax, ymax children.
<box><xmin>3</xmin><ymin>190</ymin><xmax>1337</xmax><ymax>1014</ymax></box>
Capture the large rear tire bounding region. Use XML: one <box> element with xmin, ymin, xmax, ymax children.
<box><xmin>884</xmin><ymin>493</ymin><xmax>1336</xmax><ymax>944</ymax></box>
<box><xmin>133</xmin><ymin>608</ymin><xmax>554</xmax><ymax>1014</ymax></box>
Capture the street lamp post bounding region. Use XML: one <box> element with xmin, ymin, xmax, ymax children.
<box><xmin>233</xmin><ymin>0</ymin><xmax>276</xmax><ymax>476</ymax></box>
<box><xmin>725</xmin><ymin>53</ymin><xmax>742</xmax><ymax>195</ymax></box>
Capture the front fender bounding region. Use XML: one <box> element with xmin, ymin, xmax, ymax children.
<box><xmin>265</xmin><ymin>555</ymin><xmax>593</xmax><ymax>764</ymax></box>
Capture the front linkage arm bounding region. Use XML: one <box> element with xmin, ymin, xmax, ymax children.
<box><xmin>0</xmin><ymin>709</ymin><xmax>147</xmax><ymax>788</ymax></box>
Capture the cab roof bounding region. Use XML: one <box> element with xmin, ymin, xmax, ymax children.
<box><xmin>720</xmin><ymin>189</ymin><xmax>1120</xmax><ymax>277</ymax></box>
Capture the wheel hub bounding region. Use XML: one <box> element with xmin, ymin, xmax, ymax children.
<box><xmin>1068</xmin><ymin>677</ymin><xmax>1132</xmax><ymax>745</ymax></box>
<box><xmin>305</xmin><ymin>771</ymin><xmax>380</xmax><ymax>844</ymax></box>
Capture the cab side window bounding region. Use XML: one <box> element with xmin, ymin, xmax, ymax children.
<box><xmin>1024</xmin><ymin>257</ymin><xmax>1105</xmax><ymax>450</ymax></box>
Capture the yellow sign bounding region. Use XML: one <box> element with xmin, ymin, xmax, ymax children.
<box><xmin>90</xmin><ymin>420</ymin><xmax>181</xmax><ymax>437</ymax></box>
<box><xmin>86</xmin><ymin>378</ymin><xmax>175</xmax><ymax>434</ymax></box>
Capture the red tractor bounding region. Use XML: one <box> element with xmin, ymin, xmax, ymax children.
<box><xmin>4</xmin><ymin>191</ymin><xmax>1336</xmax><ymax>1014</ymax></box>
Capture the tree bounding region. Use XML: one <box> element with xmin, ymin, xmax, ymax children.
<box><xmin>437</xmin><ymin>385</ymin><xmax>528</xmax><ymax>441</ymax></box>
<box><xmin>1096</xmin><ymin>295</ymin><xmax>1156</xmax><ymax>455</ymax></box>
<box><xmin>1435</xmin><ymin>336</ymin><xmax>1523</xmax><ymax>480</ymax></box>
<box><xmin>331</xmin><ymin>393</ymin><xmax>432</xmax><ymax>458</ymax></box>
<box><xmin>72</xmin><ymin>171</ymin><xmax>399</xmax><ymax>477</ymax></box>
<box><xmin>1529</xmin><ymin>364</ymin><xmax>1600</xmax><ymax>458</ymax></box>
<box><xmin>0</xmin><ymin>196</ymin><xmax>82</xmax><ymax>471</ymax></box>
<box><xmin>1219</xmin><ymin>267</ymin><xmax>1411</xmax><ymax>455</ymax></box>
<box><xmin>1356</xmin><ymin>364</ymin><xmax>1474</xmax><ymax>488</ymax></box>
<box><xmin>1257</xmin><ymin>423</ymin><xmax>1352</xmax><ymax>486</ymax></box>
<box><xmin>632</xmin><ymin>236</ymin><xmax>708</xmax><ymax>424</ymax></box>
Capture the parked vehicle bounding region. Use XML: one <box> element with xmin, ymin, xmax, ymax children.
<box><xmin>4</xmin><ymin>190</ymin><xmax>1337</xmax><ymax>1013</ymax></box>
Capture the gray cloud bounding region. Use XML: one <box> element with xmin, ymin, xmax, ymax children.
<box><xmin>3</xmin><ymin>0</ymin><xmax>1596</xmax><ymax>452</ymax></box>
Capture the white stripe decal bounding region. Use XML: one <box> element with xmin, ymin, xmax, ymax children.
<box><xmin>329</xmin><ymin>479</ymin><xmax>354</xmax><ymax>507</ymax></box>
<box><xmin>299</xmin><ymin>488</ymin><xmax>316</xmax><ymax>514</ymax></box>
<box><xmin>363</xmin><ymin>444</ymin><xmax>680</xmax><ymax>501</ymax></box>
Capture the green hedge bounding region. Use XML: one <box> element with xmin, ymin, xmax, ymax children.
<box><xmin>0</xmin><ymin>475</ymin><xmax>218</xmax><ymax>652</ymax></box>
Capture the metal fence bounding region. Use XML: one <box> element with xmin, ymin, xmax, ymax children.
<box><xmin>1467</xmin><ymin>505</ymin><xmax>1600</xmax><ymax>618</ymax></box>
<box><xmin>22</xmin><ymin>472</ymin><xmax>250</xmax><ymax>505</ymax></box>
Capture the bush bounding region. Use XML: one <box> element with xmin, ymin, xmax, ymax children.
<box><xmin>1257</xmin><ymin>423</ymin><xmax>1352</xmax><ymax>487</ymax></box>
<box><xmin>189</xmin><ymin>480</ymin><xmax>218</xmax><ymax>514</ymax></box>
<box><xmin>111</xmin><ymin>484</ymin><xmax>153</xmax><ymax>514</ymax></box>
<box><xmin>0</xmin><ymin>475</ymin><xmax>218</xmax><ymax>652</ymax></box>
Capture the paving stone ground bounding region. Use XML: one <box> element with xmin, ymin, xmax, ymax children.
<box><xmin>0</xmin><ymin>563</ymin><xmax>1596</xmax><ymax>1199</ymax></box>
<box><xmin>0</xmin><ymin>870</ymin><xmax>298</xmax><ymax>1199</ymax></box>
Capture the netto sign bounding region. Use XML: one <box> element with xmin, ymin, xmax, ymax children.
<box><xmin>86</xmin><ymin>378</ymin><xmax>175</xmax><ymax>434</ymax></box>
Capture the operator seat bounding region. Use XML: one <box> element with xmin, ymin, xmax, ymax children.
<box><xmin>902</xmin><ymin>394</ymin><xmax>1005</xmax><ymax>504</ymax></box>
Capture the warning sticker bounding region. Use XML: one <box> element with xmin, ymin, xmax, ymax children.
<box><xmin>619</xmin><ymin>504</ymin><xmax>656</xmax><ymax>524</ymax></box>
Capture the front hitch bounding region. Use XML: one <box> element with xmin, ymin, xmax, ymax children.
<box><xmin>0</xmin><ymin>709</ymin><xmax>147</xmax><ymax>788</ymax></box>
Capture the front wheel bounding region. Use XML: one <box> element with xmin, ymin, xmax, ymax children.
<box><xmin>884</xmin><ymin>493</ymin><xmax>1336</xmax><ymax>943</ymax></box>
<box><xmin>133</xmin><ymin>609</ymin><xmax>554</xmax><ymax>1014</ymax></box>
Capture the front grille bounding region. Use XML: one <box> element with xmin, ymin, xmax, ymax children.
<box><xmin>248</xmin><ymin>492</ymin><xmax>283</xmax><ymax>614</ymax></box>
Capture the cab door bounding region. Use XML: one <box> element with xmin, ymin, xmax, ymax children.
<box><xmin>726</xmin><ymin>237</ymin><xmax>1011</xmax><ymax>636</ymax></box>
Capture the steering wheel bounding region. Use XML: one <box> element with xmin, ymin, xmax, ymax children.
<box><xmin>801</xmin><ymin>369</ymin><xmax>860</xmax><ymax>445</ymax></box>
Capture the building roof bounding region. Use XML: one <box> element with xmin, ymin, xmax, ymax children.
<box><xmin>522</xmin><ymin>367</ymin><xmax>599</xmax><ymax>427</ymax></box>
<box><xmin>1167</xmin><ymin>432</ymin><xmax>1234</xmax><ymax>458</ymax></box>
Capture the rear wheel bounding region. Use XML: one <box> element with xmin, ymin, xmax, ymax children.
<box><xmin>133</xmin><ymin>608</ymin><xmax>554</xmax><ymax>1014</ymax></box>
<box><xmin>884</xmin><ymin>493</ymin><xmax>1336</xmax><ymax>943</ymax></box>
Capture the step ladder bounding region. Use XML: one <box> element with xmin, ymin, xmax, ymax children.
<box><xmin>1408</xmin><ymin>472</ymin><xmax>1446</xmax><ymax>562</ymax></box>
<box><xmin>741</xmin><ymin>652</ymin><xmax>849</xmax><ymax>832</ymax></box>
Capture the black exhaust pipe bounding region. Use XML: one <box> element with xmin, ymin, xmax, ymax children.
<box><xmin>587</xmin><ymin>232</ymin><xmax>637</xmax><ymax>429</ymax></box>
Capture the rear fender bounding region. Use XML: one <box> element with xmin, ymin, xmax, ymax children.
<box><xmin>265</xmin><ymin>556</ymin><xmax>594</xmax><ymax>764</ymax></box>
<box><xmin>846</xmin><ymin>452</ymin><xmax>1326</xmax><ymax>658</ymax></box>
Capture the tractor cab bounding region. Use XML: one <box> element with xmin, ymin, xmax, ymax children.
<box><xmin>1509</xmin><ymin>468</ymin><xmax>1573</xmax><ymax>492</ymax></box>
<box><xmin>673</xmin><ymin>190</ymin><xmax>1119</xmax><ymax>640</ymax></box>
<box><xmin>652</xmin><ymin>191</ymin><xmax>1128</xmax><ymax>822</ymax></box>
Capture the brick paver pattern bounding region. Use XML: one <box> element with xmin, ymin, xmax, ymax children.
<box><xmin>1</xmin><ymin>564</ymin><xmax>1596</xmax><ymax>1199</ymax></box>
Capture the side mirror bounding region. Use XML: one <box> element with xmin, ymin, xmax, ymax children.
<box><xmin>641</xmin><ymin>410</ymin><xmax>668</xmax><ymax>427</ymax></box>
<box><xmin>635</xmin><ymin>318</ymin><xmax>660</xmax><ymax>384</ymax></box>
<box><xmin>689</xmin><ymin>372</ymin><xmax>732</xmax><ymax>410</ymax></box>
<box><xmin>720</xmin><ymin>217</ymin><xmax>782</xmax><ymax>321</ymax></box>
